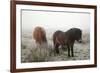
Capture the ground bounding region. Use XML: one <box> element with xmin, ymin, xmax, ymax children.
<box><xmin>21</xmin><ymin>31</ymin><xmax>90</xmax><ymax>63</ymax></box>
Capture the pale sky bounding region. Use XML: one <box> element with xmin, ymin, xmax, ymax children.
<box><xmin>22</xmin><ymin>10</ymin><xmax>90</xmax><ymax>33</ymax></box>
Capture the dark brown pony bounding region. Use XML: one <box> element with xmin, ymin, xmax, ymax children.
<box><xmin>53</xmin><ymin>30</ymin><xmax>66</xmax><ymax>54</ymax></box>
<box><xmin>53</xmin><ymin>28</ymin><xmax>82</xmax><ymax>57</ymax></box>
<box><xmin>33</xmin><ymin>26</ymin><xmax>47</xmax><ymax>45</ymax></box>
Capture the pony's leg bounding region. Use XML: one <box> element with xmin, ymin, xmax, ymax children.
<box><xmin>55</xmin><ymin>44</ymin><xmax>59</xmax><ymax>54</ymax></box>
<box><xmin>61</xmin><ymin>45</ymin><xmax>63</xmax><ymax>51</ymax></box>
<box><xmin>67</xmin><ymin>45</ymin><xmax>70</xmax><ymax>57</ymax></box>
<box><xmin>71</xmin><ymin>44</ymin><xmax>74</xmax><ymax>57</ymax></box>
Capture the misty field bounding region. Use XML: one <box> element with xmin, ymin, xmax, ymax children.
<box><xmin>21</xmin><ymin>31</ymin><xmax>90</xmax><ymax>63</ymax></box>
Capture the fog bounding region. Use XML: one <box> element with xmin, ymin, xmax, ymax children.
<box><xmin>21</xmin><ymin>10</ymin><xmax>90</xmax><ymax>62</ymax></box>
<box><xmin>22</xmin><ymin>10</ymin><xmax>90</xmax><ymax>33</ymax></box>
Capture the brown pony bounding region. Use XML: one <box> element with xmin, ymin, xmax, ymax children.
<box><xmin>33</xmin><ymin>26</ymin><xmax>47</xmax><ymax>45</ymax></box>
<box><xmin>53</xmin><ymin>28</ymin><xmax>82</xmax><ymax>57</ymax></box>
<box><xmin>53</xmin><ymin>30</ymin><xmax>66</xmax><ymax>54</ymax></box>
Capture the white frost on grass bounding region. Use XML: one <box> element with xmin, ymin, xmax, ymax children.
<box><xmin>21</xmin><ymin>32</ymin><xmax>90</xmax><ymax>63</ymax></box>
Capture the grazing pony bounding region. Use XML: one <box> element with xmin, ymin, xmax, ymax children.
<box><xmin>33</xmin><ymin>26</ymin><xmax>47</xmax><ymax>45</ymax></box>
<box><xmin>53</xmin><ymin>28</ymin><xmax>82</xmax><ymax>57</ymax></box>
<box><xmin>53</xmin><ymin>30</ymin><xmax>66</xmax><ymax>54</ymax></box>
